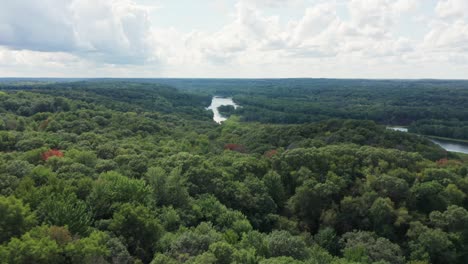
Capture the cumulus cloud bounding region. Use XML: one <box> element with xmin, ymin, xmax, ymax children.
<box><xmin>0</xmin><ymin>0</ymin><xmax>154</xmax><ymax>64</ymax></box>
<box><xmin>0</xmin><ymin>0</ymin><xmax>76</xmax><ymax>52</ymax></box>
<box><xmin>435</xmin><ymin>0</ymin><xmax>468</xmax><ymax>20</ymax></box>
<box><xmin>152</xmin><ymin>0</ymin><xmax>468</xmax><ymax>77</ymax></box>
<box><xmin>424</xmin><ymin>21</ymin><xmax>468</xmax><ymax>52</ymax></box>
<box><xmin>422</xmin><ymin>0</ymin><xmax>468</xmax><ymax>56</ymax></box>
<box><xmin>170</xmin><ymin>2</ymin><xmax>285</xmax><ymax>64</ymax></box>
<box><xmin>0</xmin><ymin>0</ymin><xmax>467</xmax><ymax>78</ymax></box>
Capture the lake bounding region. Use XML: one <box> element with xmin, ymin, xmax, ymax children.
<box><xmin>387</xmin><ymin>127</ymin><xmax>468</xmax><ymax>154</ymax></box>
<box><xmin>206</xmin><ymin>96</ymin><xmax>239</xmax><ymax>124</ymax></box>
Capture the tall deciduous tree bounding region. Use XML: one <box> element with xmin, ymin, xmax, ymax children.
<box><xmin>0</xmin><ymin>196</ymin><xmax>36</xmax><ymax>243</ymax></box>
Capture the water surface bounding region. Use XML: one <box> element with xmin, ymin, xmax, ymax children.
<box><xmin>387</xmin><ymin>126</ymin><xmax>408</xmax><ymax>132</ymax></box>
<box><xmin>387</xmin><ymin>126</ymin><xmax>468</xmax><ymax>154</ymax></box>
<box><xmin>206</xmin><ymin>96</ymin><xmax>239</xmax><ymax>124</ymax></box>
<box><xmin>430</xmin><ymin>138</ymin><xmax>468</xmax><ymax>154</ymax></box>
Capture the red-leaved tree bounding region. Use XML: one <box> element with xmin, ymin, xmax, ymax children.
<box><xmin>42</xmin><ymin>149</ymin><xmax>64</xmax><ymax>161</ymax></box>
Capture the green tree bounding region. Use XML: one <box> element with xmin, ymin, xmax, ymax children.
<box><xmin>442</xmin><ymin>183</ymin><xmax>466</xmax><ymax>206</ymax></box>
<box><xmin>88</xmin><ymin>171</ymin><xmax>152</xmax><ymax>219</ymax></box>
<box><xmin>369</xmin><ymin>197</ymin><xmax>396</xmax><ymax>237</ymax></box>
<box><xmin>0</xmin><ymin>225</ymin><xmax>109</xmax><ymax>264</ymax></box>
<box><xmin>0</xmin><ymin>196</ymin><xmax>37</xmax><ymax>243</ymax></box>
<box><xmin>239</xmin><ymin>231</ymin><xmax>269</xmax><ymax>258</ymax></box>
<box><xmin>151</xmin><ymin>253</ymin><xmax>178</xmax><ymax>264</ymax></box>
<box><xmin>64</xmin><ymin>230</ymin><xmax>110</xmax><ymax>263</ymax></box>
<box><xmin>371</xmin><ymin>174</ymin><xmax>409</xmax><ymax>203</ymax></box>
<box><xmin>410</xmin><ymin>181</ymin><xmax>446</xmax><ymax>213</ymax></box>
<box><xmin>407</xmin><ymin>222</ymin><xmax>457</xmax><ymax>264</ymax></box>
<box><xmin>37</xmin><ymin>194</ymin><xmax>92</xmax><ymax>235</ymax></box>
<box><xmin>146</xmin><ymin>167</ymin><xmax>190</xmax><ymax>208</ymax></box>
<box><xmin>263</xmin><ymin>170</ymin><xmax>286</xmax><ymax>208</ymax></box>
<box><xmin>341</xmin><ymin>231</ymin><xmax>405</xmax><ymax>264</ymax></box>
<box><xmin>5</xmin><ymin>160</ymin><xmax>34</xmax><ymax>178</ymax></box>
<box><xmin>259</xmin><ymin>256</ymin><xmax>304</xmax><ymax>264</ymax></box>
<box><xmin>209</xmin><ymin>241</ymin><xmax>236</xmax><ymax>264</ymax></box>
<box><xmin>430</xmin><ymin>205</ymin><xmax>468</xmax><ymax>232</ymax></box>
<box><xmin>109</xmin><ymin>203</ymin><xmax>162</xmax><ymax>263</ymax></box>
<box><xmin>0</xmin><ymin>226</ymin><xmax>64</xmax><ymax>264</ymax></box>
<box><xmin>289</xmin><ymin>174</ymin><xmax>343</xmax><ymax>231</ymax></box>
<box><xmin>170</xmin><ymin>222</ymin><xmax>222</xmax><ymax>259</ymax></box>
<box><xmin>266</xmin><ymin>230</ymin><xmax>308</xmax><ymax>260</ymax></box>
<box><xmin>314</xmin><ymin>227</ymin><xmax>339</xmax><ymax>254</ymax></box>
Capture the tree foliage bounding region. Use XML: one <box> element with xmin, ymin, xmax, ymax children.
<box><xmin>0</xmin><ymin>80</ymin><xmax>467</xmax><ymax>263</ymax></box>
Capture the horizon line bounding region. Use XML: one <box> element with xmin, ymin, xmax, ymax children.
<box><xmin>1</xmin><ymin>77</ymin><xmax>468</xmax><ymax>81</ymax></box>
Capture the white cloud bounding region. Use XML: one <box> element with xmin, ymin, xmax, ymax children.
<box><xmin>422</xmin><ymin>0</ymin><xmax>468</xmax><ymax>56</ymax></box>
<box><xmin>0</xmin><ymin>0</ymin><xmax>76</xmax><ymax>52</ymax></box>
<box><xmin>424</xmin><ymin>20</ymin><xmax>468</xmax><ymax>52</ymax></box>
<box><xmin>239</xmin><ymin>0</ymin><xmax>303</xmax><ymax>8</ymax></box>
<box><xmin>435</xmin><ymin>0</ymin><xmax>468</xmax><ymax>20</ymax></box>
<box><xmin>0</xmin><ymin>0</ymin><xmax>155</xmax><ymax>64</ymax></box>
<box><xmin>0</xmin><ymin>0</ymin><xmax>467</xmax><ymax>78</ymax></box>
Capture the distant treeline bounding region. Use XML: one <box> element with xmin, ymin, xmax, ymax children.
<box><xmin>144</xmin><ymin>78</ymin><xmax>468</xmax><ymax>140</ymax></box>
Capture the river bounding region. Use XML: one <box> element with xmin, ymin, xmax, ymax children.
<box><xmin>206</xmin><ymin>96</ymin><xmax>239</xmax><ymax>124</ymax></box>
<box><xmin>430</xmin><ymin>138</ymin><xmax>468</xmax><ymax>154</ymax></box>
<box><xmin>387</xmin><ymin>127</ymin><xmax>468</xmax><ymax>154</ymax></box>
<box><xmin>205</xmin><ymin>105</ymin><xmax>468</xmax><ymax>154</ymax></box>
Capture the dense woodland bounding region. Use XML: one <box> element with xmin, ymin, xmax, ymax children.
<box><xmin>0</xmin><ymin>80</ymin><xmax>467</xmax><ymax>264</ymax></box>
<box><xmin>151</xmin><ymin>79</ymin><xmax>468</xmax><ymax>140</ymax></box>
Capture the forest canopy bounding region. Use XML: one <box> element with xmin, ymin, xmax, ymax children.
<box><xmin>0</xmin><ymin>79</ymin><xmax>467</xmax><ymax>264</ymax></box>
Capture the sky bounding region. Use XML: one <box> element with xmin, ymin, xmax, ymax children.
<box><xmin>0</xmin><ymin>0</ymin><xmax>467</xmax><ymax>79</ymax></box>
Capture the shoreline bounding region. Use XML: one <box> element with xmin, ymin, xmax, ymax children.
<box><xmin>426</xmin><ymin>135</ymin><xmax>468</xmax><ymax>144</ymax></box>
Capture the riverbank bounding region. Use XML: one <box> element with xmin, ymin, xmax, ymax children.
<box><xmin>386</xmin><ymin>126</ymin><xmax>468</xmax><ymax>154</ymax></box>
<box><xmin>426</xmin><ymin>135</ymin><xmax>468</xmax><ymax>144</ymax></box>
